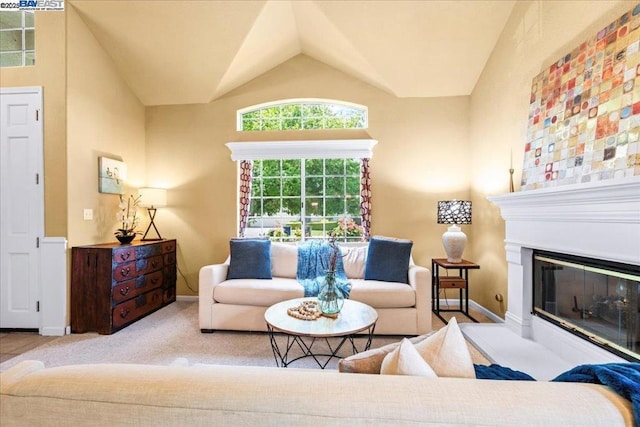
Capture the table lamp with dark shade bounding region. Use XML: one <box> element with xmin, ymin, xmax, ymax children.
<box><xmin>437</xmin><ymin>200</ymin><xmax>472</xmax><ymax>263</ymax></box>
<box><xmin>139</xmin><ymin>187</ymin><xmax>167</xmax><ymax>241</ymax></box>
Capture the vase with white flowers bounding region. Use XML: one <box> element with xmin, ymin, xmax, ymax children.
<box><xmin>115</xmin><ymin>194</ymin><xmax>142</xmax><ymax>244</ymax></box>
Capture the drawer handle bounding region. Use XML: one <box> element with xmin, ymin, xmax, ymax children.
<box><xmin>119</xmin><ymin>308</ymin><xmax>130</xmax><ymax>319</ymax></box>
<box><xmin>121</xmin><ymin>267</ymin><xmax>131</xmax><ymax>277</ymax></box>
<box><xmin>165</xmin><ymin>245</ymin><xmax>174</xmax><ymax>251</ymax></box>
<box><xmin>119</xmin><ymin>286</ymin><xmax>130</xmax><ymax>296</ymax></box>
<box><xmin>151</xmin><ymin>277</ymin><xmax>159</xmax><ymax>285</ymax></box>
<box><xmin>120</xmin><ymin>252</ymin><xmax>131</xmax><ymax>261</ymax></box>
<box><xmin>151</xmin><ymin>261</ymin><xmax>159</xmax><ymax>268</ymax></box>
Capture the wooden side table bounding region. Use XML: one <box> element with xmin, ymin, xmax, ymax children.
<box><xmin>431</xmin><ymin>258</ymin><xmax>480</xmax><ymax>323</ymax></box>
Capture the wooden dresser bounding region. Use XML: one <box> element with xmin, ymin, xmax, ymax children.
<box><xmin>71</xmin><ymin>239</ymin><xmax>177</xmax><ymax>334</ymax></box>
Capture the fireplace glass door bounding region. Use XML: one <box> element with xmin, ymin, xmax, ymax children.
<box><xmin>533</xmin><ymin>251</ymin><xmax>640</xmax><ymax>361</ymax></box>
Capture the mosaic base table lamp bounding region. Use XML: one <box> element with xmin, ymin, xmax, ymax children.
<box><xmin>437</xmin><ymin>200</ymin><xmax>472</xmax><ymax>263</ymax></box>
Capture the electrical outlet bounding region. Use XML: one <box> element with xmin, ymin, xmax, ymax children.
<box><xmin>83</xmin><ymin>209</ymin><xmax>93</xmax><ymax>220</ymax></box>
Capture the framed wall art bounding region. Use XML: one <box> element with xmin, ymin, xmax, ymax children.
<box><xmin>98</xmin><ymin>157</ymin><xmax>127</xmax><ymax>194</ymax></box>
<box><xmin>522</xmin><ymin>4</ymin><xmax>640</xmax><ymax>191</ymax></box>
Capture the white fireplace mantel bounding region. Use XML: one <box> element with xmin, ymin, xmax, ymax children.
<box><xmin>463</xmin><ymin>177</ymin><xmax>640</xmax><ymax>375</ymax></box>
<box><xmin>488</xmin><ymin>176</ymin><xmax>640</xmax><ymax>265</ymax></box>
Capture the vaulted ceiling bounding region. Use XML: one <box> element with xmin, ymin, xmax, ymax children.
<box><xmin>69</xmin><ymin>0</ymin><xmax>515</xmax><ymax>106</ymax></box>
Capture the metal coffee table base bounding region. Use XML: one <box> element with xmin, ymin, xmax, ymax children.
<box><xmin>267</xmin><ymin>323</ymin><xmax>376</xmax><ymax>369</ymax></box>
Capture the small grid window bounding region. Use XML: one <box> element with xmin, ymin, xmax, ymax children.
<box><xmin>0</xmin><ymin>11</ymin><xmax>35</xmax><ymax>67</ymax></box>
<box><xmin>247</xmin><ymin>158</ymin><xmax>363</xmax><ymax>242</ymax></box>
<box><xmin>238</xmin><ymin>100</ymin><xmax>367</xmax><ymax>131</ymax></box>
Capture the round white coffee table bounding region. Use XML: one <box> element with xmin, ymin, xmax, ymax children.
<box><xmin>265</xmin><ymin>298</ymin><xmax>378</xmax><ymax>369</ymax></box>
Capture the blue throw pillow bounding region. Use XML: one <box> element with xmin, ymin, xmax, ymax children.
<box><xmin>226</xmin><ymin>239</ymin><xmax>272</xmax><ymax>280</ymax></box>
<box><xmin>364</xmin><ymin>236</ymin><xmax>413</xmax><ymax>283</ymax></box>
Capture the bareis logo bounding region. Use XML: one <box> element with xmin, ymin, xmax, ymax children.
<box><xmin>20</xmin><ymin>0</ymin><xmax>63</xmax><ymax>8</ymax></box>
<box><xmin>0</xmin><ymin>0</ymin><xmax>64</xmax><ymax>10</ymax></box>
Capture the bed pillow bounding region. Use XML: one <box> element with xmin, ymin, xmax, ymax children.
<box><xmin>381</xmin><ymin>338</ymin><xmax>438</xmax><ymax>377</ymax></box>
<box><xmin>226</xmin><ymin>239</ymin><xmax>272</xmax><ymax>280</ymax></box>
<box><xmin>364</xmin><ymin>236</ymin><xmax>413</xmax><ymax>283</ymax></box>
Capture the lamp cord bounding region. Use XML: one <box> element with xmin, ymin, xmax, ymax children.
<box><xmin>177</xmin><ymin>265</ymin><xmax>198</xmax><ymax>295</ymax></box>
<box><xmin>441</xmin><ymin>289</ymin><xmax>449</xmax><ymax>308</ymax></box>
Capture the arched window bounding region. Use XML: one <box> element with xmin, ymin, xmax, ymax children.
<box><xmin>237</xmin><ymin>99</ymin><xmax>367</xmax><ymax>131</ymax></box>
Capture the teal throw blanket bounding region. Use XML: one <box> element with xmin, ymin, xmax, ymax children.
<box><xmin>297</xmin><ymin>240</ymin><xmax>351</xmax><ymax>298</ymax></box>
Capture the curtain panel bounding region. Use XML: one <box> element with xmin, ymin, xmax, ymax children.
<box><xmin>360</xmin><ymin>158</ymin><xmax>372</xmax><ymax>241</ymax></box>
<box><xmin>238</xmin><ymin>160</ymin><xmax>253</xmax><ymax>237</ymax></box>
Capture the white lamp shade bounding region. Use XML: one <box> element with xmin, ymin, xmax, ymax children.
<box><xmin>139</xmin><ymin>188</ymin><xmax>167</xmax><ymax>208</ymax></box>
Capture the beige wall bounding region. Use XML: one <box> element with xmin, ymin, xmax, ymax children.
<box><xmin>2</xmin><ymin>2</ymin><xmax>626</xmax><ymax>320</ymax></box>
<box><xmin>468</xmin><ymin>0</ymin><xmax>630</xmax><ymax>316</ymax></box>
<box><xmin>146</xmin><ymin>55</ymin><xmax>470</xmax><ymax>295</ymax></box>
<box><xmin>0</xmin><ymin>11</ymin><xmax>67</xmax><ymax>237</ymax></box>
<box><xmin>66</xmin><ymin>5</ymin><xmax>146</xmax><ymax>248</ymax></box>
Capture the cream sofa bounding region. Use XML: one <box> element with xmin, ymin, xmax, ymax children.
<box><xmin>1</xmin><ymin>360</ymin><xmax>633</xmax><ymax>426</ymax></box>
<box><xmin>199</xmin><ymin>242</ymin><xmax>431</xmax><ymax>335</ymax></box>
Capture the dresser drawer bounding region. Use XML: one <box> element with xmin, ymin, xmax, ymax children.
<box><xmin>112</xmin><ymin>288</ymin><xmax>163</xmax><ymax>329</ymax></box>
<box><xmin>136</xmin><ymin>255</ymin><xmax>164</xmax><ymax>275</ymax></box>
<box><xmin>138</xmin><ymin>270</ymin><xmax>164</xmax><ymax>291</ymax></box>
<box><xmin>164</xmin><ymin>264</ymin><xmax>176</xmax><ymax>282</ymax></box>
<box><xmin>112</xmin><ymin>271</ymin><xmax>163</xmax><ymax>304</ymax></box>
<box><xmin>113</xmin><ymin>278</ymin><xmax>137</xmax><ymax>303</ymax></box>
<box><xmin>114</xmin><ymin>261</ymin><xmax>136</xmax><ymax>282</ymax></box>
<box><xmin>135</xmin><ymin>244</ymin><xmax>162</xmax><ymax>259</ymax></box>
<box><xmin>113</xmin><ymin>246</ymin><xmax>136</xmax><ymax>264</ymax></box>
<box><xmin>439</xmin><ymin>277</ymin><xmax>467</xmax><ymax>289</ymax></box>
<box><xmin>162</xmin><ymin>240</ymin><xmax>176</xmax><ymax>254</ymax></box>
<box><xmin>163</xmin><ymin>286</ymin><xmax>176</xmax><ymax>303</ymax></box>
<box><xmin>163</xmin><ymin>252</ymin><xmax>176</xmax><ymax>265</ymax></box>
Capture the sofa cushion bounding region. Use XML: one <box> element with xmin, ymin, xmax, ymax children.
<box><xmin>214</xmin><ymin>278</ymin><xmax>304</xmax><ymax>306</ymax></box>
<box><xmin>271</xmin><ymin>242</ymin><xmax>298</xmax><ymax>278</ymax></box>
<box><xmin>341</xmin><ymin>245</ymin><xmax>367</xmax><ymax>279</ymax></box>
<box><xmin>413</xmin><ymin>317</ymin><xmax>476</xmax><ymax>378</ymax></box>
<box><xmin>348</xmin><ymin>279</ymin><xmax>415</xmax><ymax>308</ymax></box>
<box><xmin>227</xmin><ymin>239</ymin><xmax>272</xmax><ymax>280</ymax></box>
<box><xmin>381</xmin><ymin>338</ymin><xmax>438</xmax><ymax>377</ymax></box>
<box><xmin>364</xmin><ymin>236</ymin><xmax>412</xmax><ymax>283</ymax></box>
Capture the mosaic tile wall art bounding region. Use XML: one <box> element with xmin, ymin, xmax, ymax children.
<box><xmin>522</xmin><ymin>3</ymin><xmax>640</xmax><ymax>191</ymax></box>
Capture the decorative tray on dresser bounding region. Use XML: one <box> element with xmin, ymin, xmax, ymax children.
<box><xmin>71</xmin><ymin>239</ymin><xmax>177</xmax><ymax>334</ymax></box>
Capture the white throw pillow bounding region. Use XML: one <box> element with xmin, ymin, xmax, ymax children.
<box><xmin>380</xmin><ymin>338</ymin><xmax>438</xmax><ymax>377</ymax></box>
<box><xmin>270</xmin><ymin>242</ymin><xmax>298</xmax><ymax>278</ymax></box>
<box><xmin>341</xmin><ymin>245</ymin><xmax>367</xmax><ymax>279</ymax></box>
<box><xmin>413</xmin><ymin>317</ymin><xmax>476</xmax><ymax>378</ymax></box>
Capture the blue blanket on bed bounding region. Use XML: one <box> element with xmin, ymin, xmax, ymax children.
<box><xmin>552</xmin><ymin>363</ymin><xmax>640</xmax><ymax>424</ymax></box>
<box><xmin>296</xmin><ymin>240</ymin><xmax>351</xmax><ymax>298</ymax></box>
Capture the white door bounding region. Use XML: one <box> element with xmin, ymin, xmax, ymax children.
<box><xmin>0</xmin><ymin>87</ymin><xmax>43</xmax><ymax>329</ymax></box>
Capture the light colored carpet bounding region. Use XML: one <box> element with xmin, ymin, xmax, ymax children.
<box><xmin>0</xmin><ymin>301</ymin><xmax>488</xmax><ymax>372</ymax></box>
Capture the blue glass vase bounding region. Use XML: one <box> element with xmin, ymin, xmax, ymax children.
<box><xmin>317</xmin><ymin>270</ymin><xmax>344</xmax><ymax>315</ymax></box>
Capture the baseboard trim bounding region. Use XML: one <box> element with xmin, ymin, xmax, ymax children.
<box><xmin>438</xmin><ymin>299</ymin><xmax>504</xmax><ymax>324</ymax></box>
<box><xmin>177</xmin><ymin>295</ymin><xmax>198</xmax><ymax>302</ymax></box>
<box><xmin>175</xmin><ymin>295</ymin><xmax>504</xmax><ymax>323</ymax></box>
<box><xmin>40</xmin><ymin>326</ymin><xmax>66</xmax><ymax>336</ymax></box>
